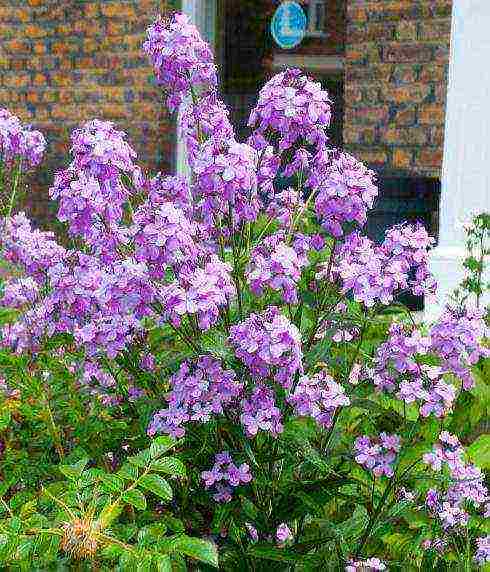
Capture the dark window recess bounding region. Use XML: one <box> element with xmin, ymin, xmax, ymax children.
<box><xmin>366</xmin><ymin>176</ymin><xmax>441</xmax><ymax>311</ymax></box>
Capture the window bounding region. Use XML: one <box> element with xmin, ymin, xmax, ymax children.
<box><xmin>307</xmin><ymin>0</ymin><xmax>326</xmax><ymax>37</ymax></box>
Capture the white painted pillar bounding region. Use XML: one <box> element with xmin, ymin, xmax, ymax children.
<box><xmin>427</xmin><ymin>0</ymin><xmax>490</xmax><ymax>320</ymax></box>
<box><xmin>176</xmin><ymin>0</ymin><xmax>217</xmax><ymax>177</ymax></box>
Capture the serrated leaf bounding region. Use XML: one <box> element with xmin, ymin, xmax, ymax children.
<box><xmin>467</xmin><ymin>434</ymin><xmax>490</xmax><ymax>468</ymax></box>
<box><xmin>128</xmin><ymin>450</ymin><xmax>151</xmax><ymax>468</ymax></box>
<box><xmin>118</xmin><ymin>463</ymin><xmax>139</xmax><ymax>481</ymax></box>
<box><xmin>151</xmin><ymin>457</ymin><xmax>186</xmax><ymax>477</ymax></box>
<box><xmin>152</xmin><ymin>436</ymin><xmax>176</xmax><ymax>454</ymax></box>
<box><xmin>59</xmin><ymin>458</ymin><xmax>89</xmax><ymax>481</ymax></box>
<box><xmin>176</xmin><ymin>536</ymin><xmax>218</xmax><ymax>568</ymax></box>
<box><xmin>138</xmin><ymin>474</ymin><xmax>173</xmax><ymax>501</ymax></box>
<box><xmin>100</xmin><ymin>474</ymin><xmax>125</xmax><ymax>493</ymax></box>
<box><xmin>122</xmin><ymin>488</ymin><xmax>147</xmax><ymax>510</ymax></box>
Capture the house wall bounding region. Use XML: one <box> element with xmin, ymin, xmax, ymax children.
<box><xmin>0</xmin><ymin>0</ymin><xmax>177</xmax><ymax>221</ymax></box>
<box><xmin>343</xmin><ymin>0</ymin><xmax>453</xmax><ymax>176</ymax></box>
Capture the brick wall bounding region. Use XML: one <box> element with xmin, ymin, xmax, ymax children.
<box><xmin>0</xmin><ymin>0</ymin><xmax>176</xmax><ymax>221</ymax></box>
<box><xmin>343</xmin><ymin>0</ymin><xmax>452</xmax><ymax>177</ymax></box>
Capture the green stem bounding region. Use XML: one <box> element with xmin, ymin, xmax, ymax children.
<box><xmin>6</xmin><ymin>158</ymin><xmax>22</xmax><ymax>217</ymax></box>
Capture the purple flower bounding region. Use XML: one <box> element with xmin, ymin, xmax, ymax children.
<box><xmin>144</xmin><ymin>13</ymin><xmax>217</xmax><ymax>111</ymax></box>
<box><xmin>1</xmin><ymin>277</ymin><xmax>39</xmax><ymax>308</ymax></box>
<box><xmin>148</xmin><ymin>357</ymin><xmax>242</xmax><ymax>438</ymax></box>
<box><xmin>201</xmin><ymin>452</ymin><xmax>253</xmax><ymax>503</ymax></box>
<box><xmin>422</xmin><ymin>433</ymin><xmax>489</xmax><ymax>530</ymax></box>
<box><xmin>345</xmin><ymin>558</ymin><xmax>386</xmax><ymax>571</ymax></box>
<box><xmin>324</xmin><ymin>223</ymin><xmax>436</xmax><ymax>308</ymax></box>
<box><xmin>229</xmin><ymin>306</ymin><xmax>303</xmax><ymax>389</ymax></box>
<box><xmin>240</xmin><ymin>384</ymin><xmax>283</xmax><ymax>438</ymax></box>
<box><xmin>275</xmin><ymin>523</ymin><xmax>293</xmax><ymax>544</ymax></box>
<box><xmin>0</xmin><ymin>108</ymin><xmax>46</xmax><ymax>169</ymax></box>
<box><xmin>157</xmin><ymin>256</ymin><xmax>235</xmax><ymax>331</ymax></box>
<box><xmin>475</xmin><ymin>536</ymin><xmax>490</xmax><ymax>566</ymax></box>
<box><xmin>247</xmin><ymin>231</ymin><xmax>310</xmax><ymax>304</ymax></box>
<box><xmin>354</xmin><ymin>434</ymin><xmax>401</xmax><ymax>478</ymax></box>
<box><xmin>248</xmin><ymin>69</ymin><xmax>331</xmax><ymax>151</ymax></box>
<box><xmin>312</xmin><ymin>150</ymin><xmax>378</xmax><ymax>237</ymax></box>
<box><xmin>288</xmin><ymin>371</ymin><xmax>350</xmax><ymax>428</ymax></box>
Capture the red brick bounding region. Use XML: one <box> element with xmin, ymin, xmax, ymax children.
<box><xmin>382</xmin><ymin>126</ymin><xmax>429</xmax><ymax>146</ymax></box>
<box><xmin>419</xmin><ymin>105</ymin><xmax>445</xmax><ymax>125</ymax></box>
<box><xmin>418</xmin><ymin>19</ymin><xmax>451</xmax><ymax>40</ymax></box>
<box><xmin>382</xmin><ymin>84</ymin><xmax>430</xmax><ymax>103</ymax></box>
<box><xmin>393</xmin><ymin>148</ymin><xmax>413</xmax><ymax>169</ymax></box>
<box><xmin>356</xmin><ymin>148</ymin><xmax>388</xmax><ymax>166</ymax></box>
<box><xmin>396</xmin><ymin>21</ymin><xmax>417</xmax><ymax>41</ymax></box>
<box><xmin>346</xmin><ymin>106</ymin><xmax>390</xmax><ymax>124</ymax></box>
<box><xmin>383</xmin><ymin>43</ymin><xmax>434</xmax><ymax>63</ymax></box>
<box><xmin>418</xmin><ymin>148</ymin><xmax>443</xmax><ymax>168</ymax></box>
<box><xmin>419</xmin><ymin>64</ymin><xmax>447</xmax><ymax>83</ymax></box>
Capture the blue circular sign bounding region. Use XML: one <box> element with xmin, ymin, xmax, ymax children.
<box><xmin>271</xmin><ymin>1</ymin><xmax>307</xmax><ymax>50</ymax></box>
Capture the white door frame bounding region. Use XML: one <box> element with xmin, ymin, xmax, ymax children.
<box><xmin>176</xmin><ymin>0</ymin><xmax>217</xmax><ymax>177</ymax></box>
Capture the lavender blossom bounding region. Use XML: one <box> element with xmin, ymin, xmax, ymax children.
<box><xmin>229</xmin><ymin>306</ymin><xmax>303</xmax><ymax>389</ymax></box>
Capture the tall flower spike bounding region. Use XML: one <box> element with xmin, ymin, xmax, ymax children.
<box><xmin>144</xmin><ymin>13</ymin><xmax>217</xmax><ymax>111</ymax></box>
<box><xmin>248</xmin><ymin>68</ymin><xmax>331</xmax><ymax>151</ymax></box>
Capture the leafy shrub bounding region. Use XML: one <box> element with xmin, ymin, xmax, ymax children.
<box><xmin>0</xmin><ymin>12</ymin><xmax>488</xmax><ymax>572</ymax></box>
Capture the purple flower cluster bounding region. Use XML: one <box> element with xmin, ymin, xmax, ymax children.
<box><xmin>201</xmin><ymin>451</ymin><xmax>252</xmax><ymax>503</ymax></box>
<box><xmin>326</xmin><ymin>223</ymin><xmax>435</xmax><ymax>307</ymax></box>
<box><xmin>354</xmin><ymin>433</ymin><xmax>401</xmax><ymax>478</ymax></box>
<box><xmin>276</xmin><ymin>523</ymin><xmax>293</xmax><ymax>544</ymax></box>
<box><xmin>143</xmin><ymin>13</ymin><xmax>217</xmax><ymax>110</ymax></box>
<box><xmin>313</xmin><ymin>150</ymin><xmax>378</xmax><ymax>237</ymax></box>
<box><xmin>423</xmin><ymin>432</ymin><xmax>488</xmax><ymax>529</ymax></box>
<box><xmin>157</xmin><ymin>256</ymin><xmax>235</xmax><ymax>330</ymax></box>
<box><xmin>382</xmin><ymin>223</ymin><xmax>436</xmax><ymax>296</ymax></box>
<box><xmin>248</xmin><ymin>69</ymin><xmax>331</xmax><ymax>151</ymax></box>
<box><xmin>430</xmin><ymin>305</ymin><xmax>489</xmax><ymax>390</ymax></box>
<box><xmin>266</xmin><ymin>188</ymin><xmax>304</xmax><ymax>228</ymax></box>
<box><xmin>133</xmin><ymin>199</ymin><xmax>198</xmax><ymax>279</ymax></box>
<box><xmin>180</xmin><ymin>93</ymin><xmax>235</xmax><ymax>166</ymax></box>
<box><xmin>0</xmin><ymin>277</ymin><xmax>39</xmax><ymax>309</ymax></box>
<box><xmin>49</xmin><ymin>119</ymin><xmax>137</xmax><ymax>256</ymax></box>
<box><xmin>0</xmin><ymin>108</ymin><xmax>46</xmax><ymax>169</ymax></box>
<box><xmin>247</xmin><ymin>232</ymin><xmax>309</xmax><ymax>303</ymax></box>
<box><xmin>373</xmin><ymin>308</ymin><xmax>488</xmax><ymax>417</ymax></box>
<box><xmin>475</xmin><ymin>536</ymin><xmax>490</xmax><ymax>566</ymax></box>
<box><xmin>229</xmin><ymin>306</ymin><xmax>303</xmax><ymax>389</ymax></box>
<box><xmin>148</xmin><ymin>357</ymin><xmax>242</xmax><ymax>438</ymax></box>
<box><xmin>240</xmin><ymin>384</ymin><xmax>283</xmax><ymax>438</ymax></box>
<box><xmin>288</xmin><ymin>371</ymin><xmax>350</xmax><ymax>428</ymax></box>
<box><xmin>80</xmin><ymin>360</ymin><xmax>122</xmax><ymax>406</ymax></box>
<box><xmin>373</xmin><ymin>322</ymin><xmax>455</xmax><ymax>417</ymax></box>
<box><xmin>1</xmin><ymin>213</ymin><xmax>66</xmax><ymax>283</ymax></box>
<box><xmin>345</xmin><ymin>558</ymin><xmax>386</xmax><ymax>571</ymax></box>
<box><xmin>193</xmin><ymin>140</ymin><xmax>259</xmax><ymax>225</ymax></box>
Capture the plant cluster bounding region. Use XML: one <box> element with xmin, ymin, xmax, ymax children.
<box><xmin>0</xmin><ymin>12</ymin><xmax>488</xmax><ymax>571</ymax></box>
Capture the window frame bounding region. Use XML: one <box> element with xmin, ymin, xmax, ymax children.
<box><xmin>305</xmin><ymin>0</ymin><xmax>327</xmax><ymax>38</ymax></box>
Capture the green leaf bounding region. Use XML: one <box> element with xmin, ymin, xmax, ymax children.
<box><xmin>118</xmin><ymin>463</ymin><xmax>139</xmax><ymax>481</ymax></box>
<box><xmin>0</xmin><ymin>409</ymin><xmax>11</xmax><ymax>431</ymax></box>
<box><xmin>151</xmin><ymin>457</ymin><xmax>186</xmax><ymax>478</ymax></box>
<box><xmin>155</xmin><ymin>554</ymin><xmax>172</xmax><ymax>572</ymax></box>
<box><xmin>176</xmin><ymin>536</ymin><xmax>218</xmax><ymax>568</ymax></box>
<box><xmin>58</xmin><ymin>458</ymin><xmax>89</xmax><ymax>481</ymax></box>
<box><xmin>152</xmin><ymin>436</ymin><xmax>177</xmax><ymax>455</ymax></box>
<box><xmin>128</xmin><ymin>450</ymin><xmax>151</xmax><ymax>468</ymax></box>
<box><xmin>100</xmin><ymin>474</ymin><xmax>125</xmax><ymax>493</ymax></box>
<box><xmin>467</xmin><ymin>434</ymin><xmax>490</xmax><ymax>468</ymax></box>
<box><xmin>138</xmin><ymin>474</ymin><xmax>173</xmax><ymax>501</ymax></box>
<box><xmin>247</xmin><ymin>544</ymin><xmax>305</xmax><ymax>563</ymax></box>
<box><xmin>122</xmin><ymin>488</ymin><xmax>147</xmax><ymax>510</ymax></box>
